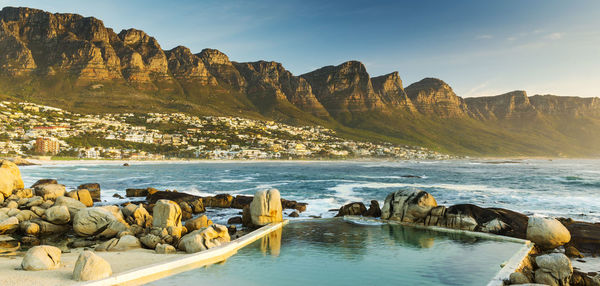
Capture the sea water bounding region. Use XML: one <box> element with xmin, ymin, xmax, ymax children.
<box><xmin>19</xmin><ymin>159</ymin><xmax>600</xmax><ymax>222</ymax></box>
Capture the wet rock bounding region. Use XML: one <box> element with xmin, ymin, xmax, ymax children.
<box><xmin>289</xmin><ymin>211</ymin><xmax>299</xmax><ymax>218</ymax></box>
<box><xmin>34</xmin><ymin>184</ymin><xmax>66</xmax><ymax>200</ymax></box>
<box><xmin>335</xmin><ymin>202</ymin><xmax>367</xmax><ymax>217</ymax></box>
<box><xmin>30</xmin><ymin>179</ymin><xmax>57</xmax><ymax>189</ymax></box>
<box><xmin>527</xmin><ymin>217</ymin><xmax>571</xmax><ymax>249</ymax></box>
<box><xmin>126</xmin><ymin>188</ymin><xmax>150</xmax><ymax>197</ymax></box>
<box><xmin>231</xmin><ymin>195</ymin><xmax>253</xmax><ymax>209</ymax></box>
<box><xmin>21</xmin><ymin>245</ymin><xmax>61</xmax><ymax>271</ymax></box>
<box><xmin>365</xmin><ymin>200</ymin><xmax>382</xmax><ymax>217</ymax></box>
<box><xmin>73</xmin><ymin>207</ymin><xmax>119</xmax><ymax>236</ymax></box>
<box><xmin>0</xmin><ymin>160</ymin><xmax>24</xmax><ymax>197</ymax></box>
<box><xmin>559</xmin><ymin>220</ymin><xmax>600</xmax><ymax>254</ymax></box>
<box><xmin>565</xmin><ymin>245</ymin><xmax>584</xmax><ymax>258</ymax></box>
<box><xmin>534</xmin><ymin>253</ymin><xmax>573</xmax><ymax>286</ymax></box>
<box><xmin>178</xmin><ymin>224</ymin><xmax>230</xmax><ymax>253</ymax></box>
<box><xmin>153</xmin><ymin>200</ymin><xmax>182</xmax><ymax>229</ymax></box>
<box><xmin>72</xmin><ymin>250</ymin><xmax>112</xmax><ymax>281</ymax></box>
<box><xmin>203</xmin><ymin>194</ymin><xmax>233</xmax><ymax>208</ymax></box>
<box><xmin>281</xmin><ymin>199</ymin><xmax>308</xmax><ymax>212</ymax></box>
<box><xmin>227</xmin><ymin>225</ymin><xmax>236</xmax><ymax>235</ymax></box>
<box><xmin>78</xmin><ymin>183</ymin><xmax>101</xmax><ymax>202</ymax></box>
<box><xmin>155</xmin><ymin>243</ymin><xmax>176</xmax><ymax>254</ymax></box>
<box><xmin>381</xmin><ymin>189</ymin><xmax>437</xmax><ymax>223</ymax></box>
<box><xmin>185</xmin><ymin>215</ymin><xmax>213</xmax><ymax>232</ymax></box>
<box><xmin>227</xmin><ymin>216</ymin><xmax>243</xmax><ymax>224</ymax></box>
<box><xmin>112</xmin><ymin>193</ymin><xmax>124</xmax><ymax>199</ymax></box>
<box><xmin>66</xmin><ymin>189</ymin><xmax>93</xmax><ymax>207</ymax></box>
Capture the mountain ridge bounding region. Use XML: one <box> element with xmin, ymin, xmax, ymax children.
<box><xmin>1</xmin><ymin>6</ymin><xmax>599</xmax><ymax>157</ymax></box>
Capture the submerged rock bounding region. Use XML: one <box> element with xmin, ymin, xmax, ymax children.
<box><xmin>72</xmin><ymin>250</ymin><xmax>112</xmax><ymax>281</ymax></box>
<box><xmin>526</xmin><ymin>217</ymin><xmax>571</xmax><ymax>249</ymax></box>
<box><xmin>21</xmin><ymin>245</ymin><xmax>61</xmax><ymax>271</ymax></box>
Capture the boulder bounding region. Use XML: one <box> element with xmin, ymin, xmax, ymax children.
<box><xmin>15</xmin><ymin>209</ymin><xmax>39</xmax><ymax>222</ymax></box>
<box><xmin>526</xmin><ymin>217</ymin><xmax>571</xmax><ymax>249</ymax></box>
<box><xmin>21</xmin><ymin>245</ymin><xmax>61</xmax><ymax>271</ymax></box>
<box><xmin>72</xmin><ymin>250</ymin><xmax>112</xmax><ymax>281</ymax></box>
<box><xmin>155</xmin><ymin>243</ymin><xmax>176</xmax><ymax>254</ymax></box>
<box><xmin>6</xmin><ymin>200</ymin><xmax>18</xmax><ymax>209</ymax></box>
<box><xmin>31</xmin><ymin>179</ymin><xmax>57</xmax><ymax>188</ymax></box>
<box><xmin>67</xmin><ymin>189</ymin><xmax>93</xmax><ymax>207</ymax></box>
<box><xmin>125</xmin><ymin>188</ymin><xmax>149</xmax><ymax>197</ymax></box>
<box><xmin>281</xmin><ymin>199</ymin><xmax>308</xmax><ymax>212</ymax></box>
<box><xmin>20</xmin><ymin>221</ymin><xmax>40</xmax><ymax>236</ymax></box>
<box><xmin>73</xmin><ymin>207</ymin><xmax>118</xmax><ymax>236</ymax></box>
<box><xmin>152</xmin><ymin>200</ymin><xmax>182</xmax><ymax>229</ymax></box>
<box><xmin>185</xmin><ymin>215</ymin><xmax>212</xmax><ymax>232</ymax></box>
<box><xmin>140</xmin><ymin>234</ymin><xmax>161</xmax><ymax>249</ymax></box>
<box><xmin>203</xmin><ymin>194</ymin><xmax>233</xmax><ymax>208</ymax></box>
<box><xmin>26</xmin><ymin>196</ymin><xmax>44</xmax><ymax>208</ymax></box>
<box><xmin>231</xmin><ymin>195</ymin><xmax>253</xmax><ymax>209</ymax></box>
<box><xmin>96</xmin><ymin>235</ymin><xmax>141</xmax><ymax>251</ymax></box>
<box><xmin>0</xmin><ymin>160</ymin><xmax>24</xmax><ymax>197</ymax></box>
<box><xmin>560</xmin><ymin>220</ymin><xmax>600</xmax><ymax>253</ymax></box>
<box><xmin>34</xmin><ymin>184</ymin><xmax>66</xmax><ymax>200</ymax></box>
<box><xmin>227</xmin><ymin>216</ymin><xmax>243</xmax><ymax>224</ymax></box>
<box><xmin>335</xmin><ymin>202</ymin><xmax>367</xmax><ymax>217</ymax></box>
<box><xmin>381</xmin><ymin>189</ymin><xmax>437</xmax><ymax>223</ymax></box>
<box><xmin>44</xmin><ymin>205</ymin><xmax>71</xmax><ymax>224</ymax></box>
<box><xmin>54</xmin><ymin>196</ymin><xmax>87</xmax><ymax>219</ymax></box>
<box><xmin>78</xmin><ymin>183</ymin><xmax>101</xmax><ymax>202</ymax></box>
<box><xmin>0</xmin><ymin>217</ymin><xmax>19</xmax><ymax>234</ymax></box>
<box><xmin>365</xmin><ymin>200</ymin><xmax>382</xmax><ymax>217</ymax></box>
<box><xmin>13</xmin><ymin>188</ymin><xmax>33</xmax><ymax>199</ymax></box>
<box><xmin>243</xmin><ymin>189</ymin><xmax>282</xmax><ymax>227</ymax></box>
<box><xmin>123</xmin><ymin>204</ymin><xmax>152</xmax><ymax>227</ymax></box>
<box><xmin>565</xmin><ymin>245</ymin><xmax>584</xmax><ymax>258</ymax></box>
<box><xmin>509</xmin><ymin>272</ymin><xmax>531</xmax><ymax>284</ymax></box>
<box><xmin>178</xmin><ymin>224</ymin><xmax>230</xmax><ymax>253</ymax></box>
<box><xmin>534</xmin><ymin>253</ymin><xmax>573</xmax><ymax>286</ymax></box>
<box><xmin>32</xmin><ymin>219</ymin><xmax>71</xmax><ymax>235</ymax></box>
<box><xmin>30</xmin><ymin>206</ymin><xmax>45</xmax><ymax>217</ymax></box>
<box><xmin>97</xmin><ymin>220</ymin><xmax>130</xmax><ymax>239</ymax></box>
<box><xmin>289</xmin><ymin>211</ymin><xmax>299</xmax><ymax>218</ymax></box>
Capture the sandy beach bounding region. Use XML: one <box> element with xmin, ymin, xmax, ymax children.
<box><xmin>0</xmin><ymin>248</ymin><xmax>187</xmax><ymax>286</ymax></box>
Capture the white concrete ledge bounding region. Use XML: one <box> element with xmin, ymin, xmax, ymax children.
<box><xmin>80</xmin><ymin>220</ymin><xmax>288</xmax><ymax>286</ymax></box>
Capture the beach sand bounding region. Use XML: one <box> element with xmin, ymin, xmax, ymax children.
<box><xmin>0</xmin><ymin>248</ymin><xmax>187</xmax><ymax>286</ymax></box>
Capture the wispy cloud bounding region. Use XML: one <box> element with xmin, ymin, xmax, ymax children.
<box><xmin>506</xmin><ymin>36</ymin><xmax>517</xmax><ymax>41</ymax></box>
<box><xmin>476</xmin><ymin>34</ymin><xmax>493</xmax><ymax>40</ymax></box>
<box><xmin>544</xmin><ymin>32</ymin><xmax>564</xmax><ymax>40</ymax></box>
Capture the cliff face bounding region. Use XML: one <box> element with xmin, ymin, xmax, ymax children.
<box><xmin>233</xmin><ymin>61</ymin><xmax>329</xmax><ymax>117</ymax></box>
<box><xmin>405</xmin><ymin>78</ymin><xmax>470</xmax><ymax>118</ymax></box>
<box><xmin>1</xmin><ymin>6</ymin><xmax>600</xmax><ymax>156</ymax></box>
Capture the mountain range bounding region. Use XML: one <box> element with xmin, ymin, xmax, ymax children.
<box><xmin>1</xmin><ymin>7</ymin><xmax>599</xmax><ymax>157</ymax></box>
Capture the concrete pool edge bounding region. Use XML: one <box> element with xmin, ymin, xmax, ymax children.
<box><xmin>341</xmin><ymin>216</ymin><xmax>534</xmax><ymax>286</ymax></box>
<box><xmin>79</xmin><ymin>220</ymin><xmax>288</xmax><ymax>286</ymax></box>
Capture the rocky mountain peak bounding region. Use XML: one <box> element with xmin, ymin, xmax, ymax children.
<box><xmin>198</xmin><ymin>48</ymin><xmax>232</xmax><ymax>66</ymax></box>
<box><xmin>371</xmin><ymin>72</ymin><xmax>414</xmax><ymax>111</ymax></box>
<box><xmin>465</xmin><ymin>90</ymin><xmax>536</xmax><ymax>120</ymax></box>
<box><xmin>405</xmin><ymin>78</ymin><xmax>468</xmax><ymax>117</ymax></box>
<box><xmin>164</xmin><ymin>45</ymin><xmax>216</xmax><ymax>85</ymax></box>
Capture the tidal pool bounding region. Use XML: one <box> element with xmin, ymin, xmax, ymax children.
<box><xmin>151</xmin><ymin>219</ymin><xmax>525</xmax><ymax>286</ymax></box>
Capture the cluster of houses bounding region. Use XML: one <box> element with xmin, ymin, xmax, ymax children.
<box><xmin>0</xmin><ymin>101</ymin><xmax>454</xmax><ymax>160</ymax></box>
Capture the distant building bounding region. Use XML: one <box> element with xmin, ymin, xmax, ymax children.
<box><xmin>34</xmin><ymin>137</ymin><xmax>60</xmax><ymax>155</ymax></box>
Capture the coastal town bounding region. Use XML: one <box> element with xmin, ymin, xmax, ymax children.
<box><xmin>0</xmin><ymin>101</ymin><xmax>453</xmax><ymax>161</ymax></box>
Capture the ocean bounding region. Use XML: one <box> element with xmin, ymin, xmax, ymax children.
<box><xmin>18</xmin><ymin>159</ymin><xmax>600</xmax><ymax>223</ymax></box>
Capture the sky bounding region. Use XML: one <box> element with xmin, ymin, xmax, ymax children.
<box><xmin>1</xmin><ymin>0</ymin><xmax>599</xmax><ymax>98</ymax></box>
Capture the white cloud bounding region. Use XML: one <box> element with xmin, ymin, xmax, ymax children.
<box><xmin>476</xmin><ymin>34</ymin><xmax>493</xmax><ymax>40</ymax></box>
<box><xmin>507</xmin><ymin>36</ymin><xmax>517</xmax><ymax>41</ymax></box>
<box><xmin>544</xmin><ymin>32</ymin><xmax>564</xmax><ymax>40</ymax></box>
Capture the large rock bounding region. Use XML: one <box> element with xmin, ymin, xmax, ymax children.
<box><xmin>335</xmin><ymin>202</ymin><xmax>367</xmax><ymax>217</ymax></box>
<box><xmin>54</xmin><ymin>196</ymin><xmax>87</xmax><ymax>219</ymax></box>
<box><xmin>44</xmin><ymin>205</ymin><xmax>71</xmax><ymax>224</ymax></box>
<box><xmin>72</xmin><ymin>250</ymin><xmax>112</xmax><ymax>281</ymax></box>
<box><xmin>534</xmin><ymin>253</ymin><xmax>573</xmax><ymax>286</ymax></box>
<box><xmin>30</xmin><ymin>179</ymin><xmax>57</xmax><ymax>189</ymax></box>
<box><xmin>0</xmin><ymin>216</ymin><xmax>19</xmax><ymax>234</ymax></box>
<box><xmin>185</xmin><ymin>215</ymin><xmax>212</xmax><ymax>232</ymax></box>
<box><xmin>96</xmin><ymin>235</ymin><xmax>141</xmax><ymax>251</ymax></box>
<box><xmin>67</xmin><ymin>189</ymin><xmax>93</xmax><ymax>207</ymax></box>
<box><xmin>243</xmin><ymin>189</ymin><xmax>282</xmax><ymax>227</ymax></box>
<box><xmin>365</xmin><ymin>200</ymin><xmax>382</xmax><ymax>217</ymax></box>
<box><xmin>140</xmin><ymin>234</ymin><xmax>161</xmax><ymax>249</ymax></box>
<box><xmin>34</xmin><ymin>184</ymin><xmax>66</xmax><ymax>200</ymax></box>
<box><xmin>178</xmin><ymin>224</ymin><xmax>230</xmax><ymax>253</ymax></box>
<box><xmin>526</xmin><ymin>217</ymin><xmax>571</xmax><ymax>249</ymax></box>
<box><xmin>73</xmin><ymin>207</ymin><xmax>118</xmax><ymax>236</ymax></box>
<box><xmin>203</xmin><ymin>194</ymin><xmax>233</xmax><ymax>208</ymax></box>
<box><xmin>155</xmin><ymin>243</ymin><xmax>176</xmax><ymax>254</ymax></box>
<box><xmin>381</xmin><ymin>189</ymin><xmax>437</xmax><ymax>223</ymax></box>
<box><xmin>559</xmin><ymin>220</ymin><xmax>600</xmax><ymax>253</ymax></box>
<box><xmin>122</xmin><ymin>204</ymin><xmax>152</xmax><ymax>227</ymax></box>
<box><xmin>78</xmin><ymin>183</ymin><xmax>101</xmax><ymax>202</ymax></box>
<box><xmin>152</xmin><ymin>200</ymin><xmax>182</xmax><ymax>229</ymax></box>
<box><xmin>21</xmin><ymin>245</ymin><xmax>61</xmax><ymax>270</ymax></box>
<box><xmin>0</xmin><ymin>160</ymin><xmax>24</xmax><ymax>197</ymax></box>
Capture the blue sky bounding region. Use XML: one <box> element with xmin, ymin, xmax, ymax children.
<box><xmin>2</xmin><ymin>0</ymin><xmax>599</xmax><ymax>97</ymax></box>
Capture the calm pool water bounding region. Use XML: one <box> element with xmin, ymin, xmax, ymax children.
<box><xmin>151</xmin><ymin>219</ymin><xmax>524</xmax><ymax>286</ymax></box>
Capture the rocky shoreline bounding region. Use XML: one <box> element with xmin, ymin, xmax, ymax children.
<box><xmin>1</xmin><ymin>159</ymin><xmax>599</xmax><ymax>285</ymax></box>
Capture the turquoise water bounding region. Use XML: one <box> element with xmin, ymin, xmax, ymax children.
<box><xmin>19</xmin><ymin>159</ymin><xmax>600</xmax><ymax>222</ymax></box>
<box><xmin>150</xmin><ymin>219</ymin><xmax>524</xmax><ymax>286</ymax></box>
